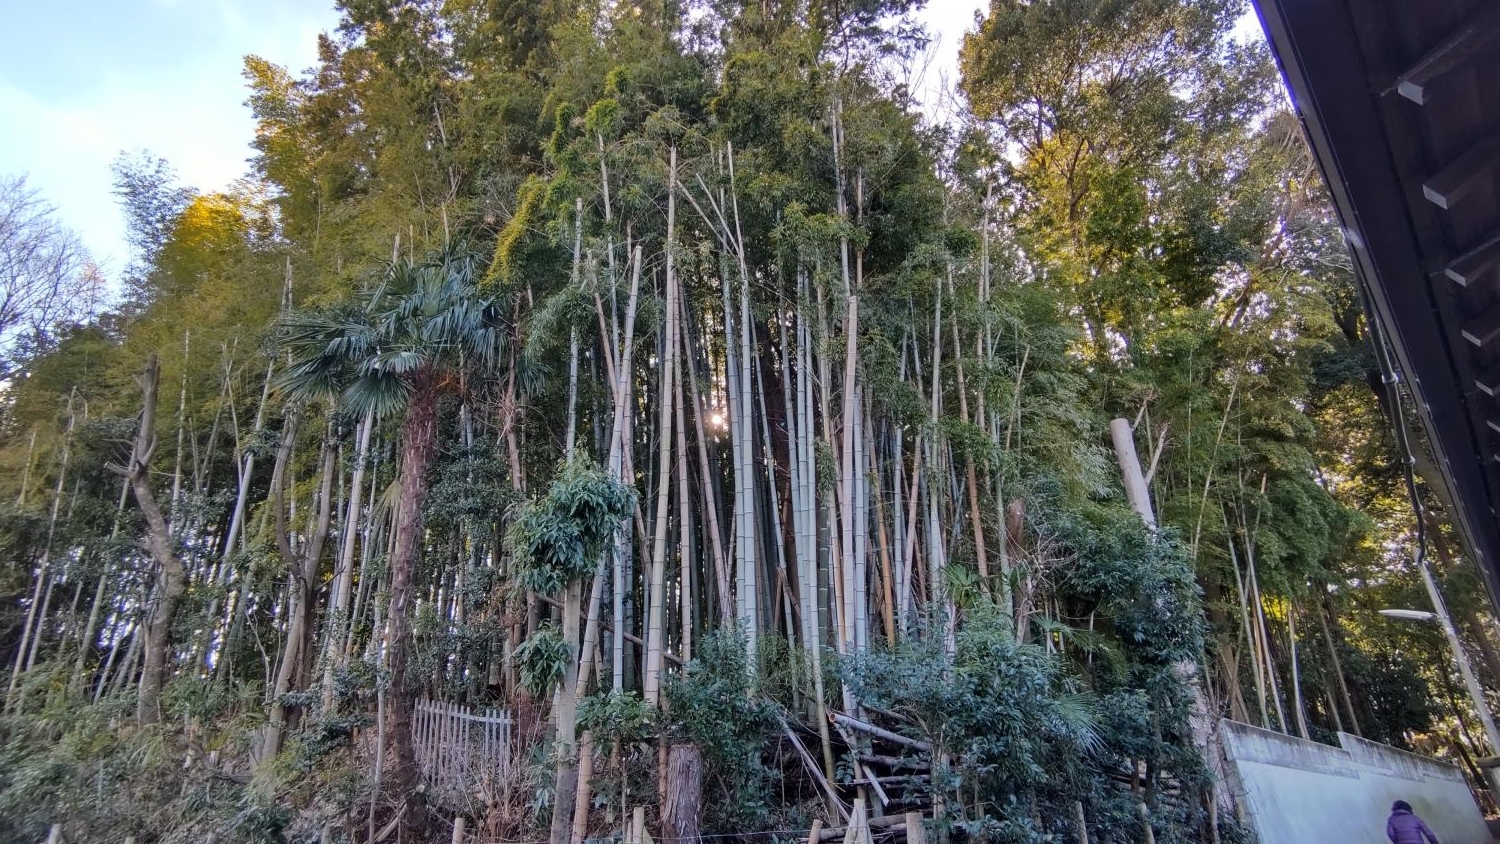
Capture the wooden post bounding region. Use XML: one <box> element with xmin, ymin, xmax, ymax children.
<box><xmin>45</xmin><ymin>825</ymin><xmax>62</xmax><ymax>844</ymax></box>
<box><xmin>1138</xmin><ymin>801</ymin><xmax>1156</xmax><ymax>844</ymax></box>
<box><xmin>1072</xmin><ymin>800</ymin><xmax>1088</xmax><ymax>844</ymax></box>
<box><xmin>903</xmin><ymin>812</ymin><xmax>925</xmax><ymax>844</ymax></box>
<box><xmin>843</xmin><ymin>798</ymin><xmax>871</xmax><ymax>844</ymax></box>
<box><xmin>452</xmin><ymin>815</ymin><xmax>467</xmax><ymax>844</ymax></box>
<box><xmin>808</xmin><ymin>819</ymin><xmax>825</xmax><ymax>844</ymax></box>
<box><xmin>630</xmin><ymin>806</ymin><xmax>648</xmax><ymax>844</ymax></box>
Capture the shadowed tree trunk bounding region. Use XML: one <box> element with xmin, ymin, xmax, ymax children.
<box><xmin>387</xmin><ymin>375</ymin><xmax>441</xmax><ymax>837</ymax></box>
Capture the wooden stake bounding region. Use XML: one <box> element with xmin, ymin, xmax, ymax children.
<box><xmin>904</xmin><ymin>813</ymin><xmax>925</xmax><ymax>844</ymax></box>
<box><xmin>1139</xmin><ymin>802</ymin><xmax>1156</xmax><ymax>844</ymax></box>
<box><xmin>629</xmin><ymin>806</ymin><xmax>653</xmax><ymax>844</ymax></box>
<box><xmin>843</xmin><ymin>797</ymin><xmax>871</xmax><ymax>844</ymax></box>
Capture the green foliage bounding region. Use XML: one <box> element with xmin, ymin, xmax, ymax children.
<box><xmin>1053</xmin><ymin>511</ymin><xmax>1205</xmax><ymax>667</ymax></box>
<box><xmin>663</xmin><ymin>630</ymin><xmax>779</xmax><ymax>834</ymax></box>
<box><xmin>578</xmin><ymin>690</ymin><xmax>655</xmax><ymax>743</ymax></box>
<box><xmin>517</xmin><ymin>625</ymin><xmax>571</xmax><ymax>698</ymax></box>
<box><xmin>0</xmin><ymin>684</ymin><xmax>362</xmax><ymax>844</ymax></box>
<box><xmin>847</xmin><ymin>608</ymin><xmax>1212</xmax><ymax>843</ymax></box>
<box><xmin>847</xmin><ymin>612</ymin><xmax>1096</xmax><ymax>820</ymax></box>
<box><xmin>426</xmin><ymin>437</ymin><xmax>517</xmax><ymax>542</ymax></box>
<box><xmin>507</xmin><ymin>454</ymin><xmax>634</xmax><ymax>595</ymax></box>
<box><xmin>0</xmin><ymin>0</ymin><xmax>1473</xmax><ymax>839</ymax></box>
<box><xmin>277</xmin><ymin>245</ymin><xmax>511</xmax><ymax>419</ymax></box>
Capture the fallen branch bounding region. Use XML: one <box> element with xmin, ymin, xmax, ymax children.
<box><xmin>830</xmin><ymin>712</ymin><xmax>933</xmax><ymax>752</ymax></box>
<box><xmin>859</xmin><ymin>753</ymin><xmax>927</xmax><ymax>770</ymax></box>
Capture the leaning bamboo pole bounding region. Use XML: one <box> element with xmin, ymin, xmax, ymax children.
<box><xmin>643</xmin><ymin>148</ymin><xmax>679</xmax><ymax>707</ymax></box>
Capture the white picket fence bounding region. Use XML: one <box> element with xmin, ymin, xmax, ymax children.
<box><xmin>412</xmin><ymin>698</ymin><xmax>514</xmax><ymax>810</ymax></box>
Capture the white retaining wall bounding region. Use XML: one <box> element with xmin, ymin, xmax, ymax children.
<box><xmin>1221</xmin><ymin>720</ymin><xmax>1491</xmax><ymax>844</ymax></box>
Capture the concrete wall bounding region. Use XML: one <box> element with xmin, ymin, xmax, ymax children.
<box><xmin>1221</xmin><ymin>720</ymin><xmax>1491</xmax><ymax>844</ymax></box>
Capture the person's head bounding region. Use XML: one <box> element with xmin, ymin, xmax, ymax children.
<box><xmin>1392</xmin><ymin>800</ymin><xmax>1413</xmax><ymax>813</ymax></box>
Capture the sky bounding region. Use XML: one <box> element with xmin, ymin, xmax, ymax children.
<box><xmin>0</xmin><ymin>1</ymin><xmax>1256</xmax><ymax>280</ymax></box>
<box><xmin>0</xmin><ymin>0</ymin><xmax>340</xmax><ymax>276</ymax></box>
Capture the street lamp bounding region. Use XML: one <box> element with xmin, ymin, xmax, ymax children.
<box><xmin>1380</xmin><ymin>557</ymin><xmax>1500</xmax><ymax>790</ymax></box>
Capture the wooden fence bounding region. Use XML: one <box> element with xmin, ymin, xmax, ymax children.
<box><xmin>413</xmin><ymin>698</ymin><xmax>514</xmax><ymax>811</ymax></box>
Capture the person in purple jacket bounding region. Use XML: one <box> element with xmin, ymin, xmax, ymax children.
<box><xmin>1387</xmin><ymin>800</ymin><xmax>1441</xmax><ymax>844</ymax></box>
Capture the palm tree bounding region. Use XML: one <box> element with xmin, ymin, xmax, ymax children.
<box><xmin>277</xmin><ymin>245</ymin><xmax>510</xmax><ymax>835</ymax></box>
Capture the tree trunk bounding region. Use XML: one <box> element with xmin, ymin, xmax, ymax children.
<box><xmin>662</xmin><ymin>743</ymin><xmax>703</xmax><ymax>844</ymax></box>
<box><xmin>1110</xmin><ymin>418</ymin><xmax>1229</xmax><ymax>818</ymax></box>
<box><xmin>386</xmin><ymin>379</ymin><xmax>441</xmax><ymax>838</ymax></box>
<box><xmin>1286</xmin><ymin>600</ymin><xmax>1310</xmax><ymax>740</ymax></box>
<box><xmin>322</xmin><ymin>408</ymin><xmax>374</xmax><ymax>711</ymax></box>
<box><xmin>1316</xmin><ymin>585</ymin><xmax>1361</xmax><ymax>736</ymax></box>
<box><xmin>643</xmin><ymin>148</ymin><xmax>679</xmax><ymax>706</ymax></box>
<box><xmin>115</xmin><ymin>355</ymin><xmax>186</xmax><ymax>727</ymax></box>
<box><xmin>6</xmin><ymin>391</ymin><xmax>77</xmax><ymax>710</ymax></box>
<box><xmin>549</xmin><ymin>574</ymin><xmax>586</xmax><ymax>844</ymax></box>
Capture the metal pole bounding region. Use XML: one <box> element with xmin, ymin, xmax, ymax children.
<box><xmin>1419</xmin><ymin>557</ymin><xmax>1500</xmax><ymax>754</ymax></box>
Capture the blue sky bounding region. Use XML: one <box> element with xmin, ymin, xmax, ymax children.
<box><xmin>4</xmin><ymin>1</ymin><xmax>1258</xmax><ymax>282</ymax></box>
<box><xmin>0</xmin><ymin>0</ymin><xmax>339</xmax><ymax>275</ymax></box>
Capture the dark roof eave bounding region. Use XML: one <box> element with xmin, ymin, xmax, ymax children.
<box><xmin>1253</xmin><ymin>0</ymin><xmax>1500</xmax><ymax>605</ymax></box>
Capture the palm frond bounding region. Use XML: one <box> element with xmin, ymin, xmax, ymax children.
<box><xmin>1051</xmin><ymin>691</ymin><xmax>1105</xmax><ymax>757</ymax></box>
<box><xmin>343</xmin><ymin>369</ymin><xmax>414</xmax><ymax>420</ymax></box>
<box><xmin>277</xmin><ymin>245</ymin><xmax>514</xmax><ymax>417</ymax></box>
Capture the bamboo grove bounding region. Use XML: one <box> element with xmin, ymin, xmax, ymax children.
<box><xmin>4</xmin><ymin>1</ymin><xmax>1500</xmax><ymax>842</ymax></box>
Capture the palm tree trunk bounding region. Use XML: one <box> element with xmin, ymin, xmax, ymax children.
<box><xmin>386</xmin><ymin>377</ymin><xmax>442</xmax><ymax>838</ymax></box>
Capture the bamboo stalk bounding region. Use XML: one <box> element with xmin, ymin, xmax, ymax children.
<box><xmin>643</xmin><ymin>148</ymin><xmax>679</xmax><ymax>706</ymax></box>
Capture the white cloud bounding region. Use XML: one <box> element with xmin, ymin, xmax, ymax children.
<box><xmin>0</xmin><ymin>0</ymin><xmax>339</xmax><ymax>276</ymax></box>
